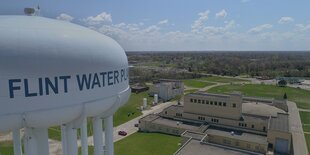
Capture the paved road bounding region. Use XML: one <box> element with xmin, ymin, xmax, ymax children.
<box><xmin>299</xmin><ymin>108</ymin><xmax>310</xmax><ymax>113</ymax></box>
<box><xmin>287</xmin><ymin>101</ymin><xmax>309</xmax><ymax>155</ymax></box>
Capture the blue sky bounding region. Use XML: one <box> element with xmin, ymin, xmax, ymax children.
<box><xmin>1</xmin><ymin>0</ymin><xmax>310</xmax><ymax>51</ymax></box>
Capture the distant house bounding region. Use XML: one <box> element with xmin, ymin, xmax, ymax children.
<box><xmin>149</xmin><ymin>79</ymin><xmax>184</xmax><ymax>102</ymax></box>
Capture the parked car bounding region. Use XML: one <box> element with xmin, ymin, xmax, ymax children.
<box><xmin>118</xmin><ymin>131</ymin><xmax>127</xmax><ymax>136</ymax></box>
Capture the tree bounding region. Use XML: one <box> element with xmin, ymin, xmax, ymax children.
<box><xmin>283</xmin><ymin>92</ymin><xmax>288</xmax><ymax>99</ymax></box>
<box><xmin>278</xmin><ymin>79</ymin><xmax>287</xmax><ymax>87</ymax></box>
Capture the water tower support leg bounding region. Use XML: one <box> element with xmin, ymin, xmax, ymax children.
<box><xmin>65</xmin><ymin>123</ymin><xmax>78</xmax><ymax>155</ymax></box>
<box><xmin>13</xmin><ymin>129</ymin><xmax>22</xmax><ymax>155</ymax></box>
<box><xmin>104</xmin><ymin>115</ymin><xmax>114</xmax><ymax>155</ymax></box>
<box><xmin>24</xmin><ymin>127</ymin><xmax>49</xmax><ymax>155</ymax></box>
<box><xmin>61</xmin><ymin>125</ymin><xmax>67</xmax><ymax>155</ymax></box>
<box><xmin>93</xmin><ymin>116</ymin><xmax>104</xmax><ymax>155</ymax></box>
<box><xmin>81</xmin><ymin>117</ymin><xmax>88</xmax><ymax>155</ymax></box>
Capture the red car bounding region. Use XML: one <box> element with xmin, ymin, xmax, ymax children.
<box><xmin>118</xmin><ymin>131</ymin><xmax>127</xmax><ymax>136</ymax></box>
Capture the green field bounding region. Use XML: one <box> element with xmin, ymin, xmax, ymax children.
<box><xmin>303</xmin><ymin>125</ymin><xmax>310</xmax><ymax>133</ymax></box>
<box><xmin>48</xmin><ymin>92</ymin><xmax>151</xmax><ymax>140</ymax></box>
<box><xmin>0</xmin><ymin>141</ymin><xmax>14</xmax><ymax>155</ymax></box>
<box><xmin>78</xmin><ymin>132</ymin><xmax>181</xmax><ymax>155</ymax></box>
<box><xmin>207</xmin><ymin>84</ymin><xmax>310</xmax><ymax>109</ymax></box>
<box><xmin>114</xmin><ymin>92</ymin><xmax>152</xmax><ymax>126</ymax></box>
<box><xmin>300</xmin><ymin>112</ymin><xmax>310</xmax><ymax>124</ymax></box>
<box><xmin>115</xmin><ymin>132</ymin><xmax>181</xmax><ymax>155</ymax></box>
<box><xmin>185</xmin><ymin>89</ymin><xmax>199</xmax><ymax>94</ymax></box>
<box><xmin>183</xmin><ymin>79</ymin><xmax>214</xmax><ymax>88</ymax></box>
<box><xmin>305</xmin><ymin>134</ymin><xmax>310</xmax><ymax>154</ymax></box>
<box><xmin>200</xmin><ymin>76</ymin><xmax>249</xmax><ymax>83</ymax></box>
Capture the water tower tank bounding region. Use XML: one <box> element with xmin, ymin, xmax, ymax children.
<box><xmin>0</xmin><ymin>15</ymin><xmax>130</xmax><ymax>155</ymax></box>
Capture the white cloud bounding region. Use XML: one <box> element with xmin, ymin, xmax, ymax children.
<box><xmin>295</xmin><ymin>24</ymin><xmax>310</xmax><ymax>32</ymax></box>
<box><xmin>56</xmin><ymin>13</ymin><xmax>74</xmax><ymax>22</ymax></box>
<box><xmin>192</xmin><ymin>10</ymin><xmax>210</xmax><ymax>32</ymax></box>
<box><xmin>158</xmin><ymin>19</ymin><xmax>169</xmax><ymax>25</ymax></box>
<box><xmin>216</xmin><ymin>9</ymin><xmax>227</xmax><ymax>18</ymax></box>
<box><xmin>248</xmin><ymin>24</ymin><xmax>273</xmax><ymax>33</ymax></box>
<box><xmin>83</xmin><ymin>12</ymin><xmax>112</xmax><ymax>25</ymax></box>
<box><xmin>84</xmin><ymin>13</ymin><xmax>309</xmax><ymax>51</ymax></box>
<box><xmin>278</xmin><ymin>17</ymin><xmax>294</xmax><ymax>24</ymax></box>
<box><xmin>202</xmin><ymin>20</ymin><xmax>235</xmax><ymax>34</ymax></box>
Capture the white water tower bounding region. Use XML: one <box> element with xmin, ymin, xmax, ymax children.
<box><xmin>0</xmin><ymin>15</ymin><xmax>130</xmax><ymax>155</ymax></box>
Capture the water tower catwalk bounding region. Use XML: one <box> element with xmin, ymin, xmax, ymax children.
<box><xmin>0</xmin><ymin>15</ymin><xmax>131</xmax><ymax>155</ymax></box>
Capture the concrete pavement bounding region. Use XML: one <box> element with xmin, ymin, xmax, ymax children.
<box><xmin>287</xmin><ymin>101</ymin><xmax>309</xmax><ymax>155</ymax></box>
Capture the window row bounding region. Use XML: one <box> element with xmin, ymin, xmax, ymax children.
<box><xmin>190</xmin><ymin>98</ymin><xmax>227</xmax><ymax>107</ymax></box>
<box><xmin>211</xmin><ymin>118</ymin><xmax>219</xmax><ymax>123</ymax></box>
<box><xmin>198</xmin><ymin>116</ymin><xmax>205</xmax><ymax>121</ymax></box>
<box><xmin>176</xmin><ymin>113</ymin><xmax>182</xmax><ymax>117</ymax></box>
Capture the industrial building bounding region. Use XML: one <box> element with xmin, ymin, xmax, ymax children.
<box><xmin>149</xmin><ymin>79</ymin><xmax>184</xmax><ymax>101</ymax></box>
<box><xmin>139</xmin><ymin>92</ymin><xmax>292</xmax><ymax>155</ymax></box>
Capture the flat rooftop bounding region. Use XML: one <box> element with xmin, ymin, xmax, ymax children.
<box><xmin>182</xmin><ymin>131</ymin><xmax>206</xmax><ymax>140</ymax></box>
<box><xmin>269</xmin><ymin>113</ymin><xmax>289</xmax><ymax>132</ymax></box>
<box><xmin>143</xmin><ymin>114</ymin><xmax>201</xmax><ymax>131</ymax></box>
<box><xmin>175</xmin><ymin>139</ymin><xmax>253</xmax><ymax>155</ymax></box>
<box><xmin>206</xmin><ymin>127</ymin><xmax>267</xmax><ymax>145</ymax></box>
<box><xmin>187</xmin><ymin>92</ymin><xmax>230</xmax><ymax>98</ymax></box>
<box><xmin>242</xmin><ymin>102</ymin><xmax>285</xmax><ymax>117</ymax></box>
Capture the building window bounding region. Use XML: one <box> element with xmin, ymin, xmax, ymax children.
<box><xmin>194</xmin><ymin>99</ymin><xmax>197</xmax><ymax>103</ymax></box>
<box><xmin>206</xmin><ymin>100</ymin><xmax>209</xmax><ymax>104</ymax></box>
<box><xmin>165</xmin><ymin>111</ymin><xmax>167</xmax><ymax>114</ymax></box>
<box><xmin>233</xmin><ymin>103</ymin><xmax>236</xmax><ymax>108</ymax></box>
<box><xmin>219</xmin><ymin>102</ymin><xmax>222</xmax><ymax>106</ymax></box>
<box><xmin>202</xmin><ymin>100</ymin><xmax>205</xmax><ymax>104</ymax></box>
<box><xmin>190</xmin><ymin>98</ymin><xmax>193</xmax><ymax>102</ymax></box>
<box><xmin>211</xmin><ymin>118</ymin><xmax>219</xmax><ymax>123</ymax></box>
<box><xmin>210</xmin><ymin>101</ymin><xmax>213</xmax><ymax>105</ymax></box>
<box><xmin>244</xmin><ymin>124</ymin><xmax>247</xmax><ymax>127</ymax></box>
<box><xmin>176</xmin><ymin>113</ymin><xmax>182</xmax><ymax>117</ymax></box>
<box><xmin>251</xmin><ymin>125</ymin><xmax>254</xmax><ymax>128</ymax></box>
<box><xmin>263</xmin><ymin>126</ymin><xmax>266</xmax><ymax>131</ymax></box>
<box><xmin>214</xmin><ymin>101</ymin><xmax>217</xmax><ymax>105</ymax></box>
<box><xmin>223</xmin><ymin>102</ymin><xmax>226</xmax><ymax>106</ymax></box>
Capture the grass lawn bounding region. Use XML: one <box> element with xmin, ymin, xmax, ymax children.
<box><xmin>200</xmin><ymin>76</ymin><xmax>249</xmax><ymax>83</ymax></box>
<box><xmin>78</xmin><ymin>132</ymin><xmax>181</xmax><ymax>155</ymax></box>
<box><xmin>303</xmin><ymin>125</ymin><xmax>310</xmax><ymax>133</ymax></box>
<box><xmin>113</xmin><ymin>92</ymin><xmax>152</xmax><ymax>127</ymax></box>
<box><xmin>207</xmin><ymin>84</ymin><xmax>310</xmax><ymax>109</ymax></box>
<box><xmin>185</xmin><ymin>89</ymin><xmax>199</xmax><ymax>94</ymax></box>
<box><xmin>114</xmin><ymin>132</ymin><xmax>181</xmax><ymax>155</ymax></box>
<box><xmin>305</xmin><ymin>134</ymin><xmax>310</xmax><ymax>154</ymax></box>
<box><xmin>0</xmin><ymin>141</ymin><xmax>14</xmax><ymax>155</ymax></box>
<box><xmin>48</xmin><ymin>92</ymin><xmax>151</xmax><ymax>140</ymax></box>
<box><xmin>300</xmin><ymin>112</ymin><xmax>310</xmax><ymax>124</ymax></box>
<box><xmin>183</xmin><ymin>79</ymin><xmax>214</xmax><ymax>88</ymax></box>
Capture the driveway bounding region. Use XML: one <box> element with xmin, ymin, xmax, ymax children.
<box><xmin>287</xmin><ymin>101</ymin><xmax>309</xmax><ymax>155</ymax></box>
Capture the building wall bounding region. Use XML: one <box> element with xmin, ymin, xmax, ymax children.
<box><xmin>204</xmin><ymin>134</ymin><xmax>267</xmax><ymax>154</ymax></box>
<box><xmin>161</xmin><ymin>106</ymin><xmax>268</xmax><ymax>134</ymax></box>
<box><xmin>267</xmin><ymin>130</ymin><xmax>292</xmax><ymax>153</ymax></box>
<box><xmin>184</xmin><ymin>93</ymin><xmax>242</xmax><ymax>120</ymax></box>
<box><xmin>139</xmin><ymin>118</ymin><xmax>186</xmax><ymax>136</ymax></box>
